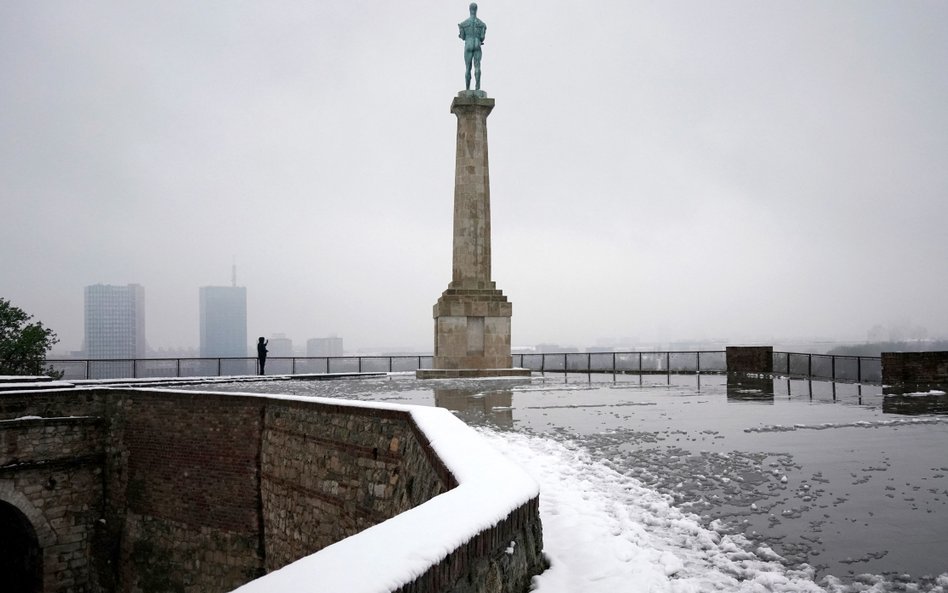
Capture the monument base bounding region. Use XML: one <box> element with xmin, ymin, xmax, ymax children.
<box><xmin>416</xmin><ymin>367</ymin><xmax>531</xmax><ymax>379</ymax></box>
<box><xmin>431</xmin><ymin>285</ymin><xmax>514</xmax><ymax>371</ymax></box>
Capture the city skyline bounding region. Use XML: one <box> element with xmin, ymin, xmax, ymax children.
<box><xmin>3</xmin><ymin>2</ymin><xmax>947</xmax><ymax>354</ymax></box>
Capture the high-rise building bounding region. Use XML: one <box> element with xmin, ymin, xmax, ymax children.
<box><xmin>268</xmin><ymin>333</ymin><xmax>293</xmax><ymax>357</ymax></box>
<box><xmin>84</xmin><ymin>284</ymin><xmax>146</xmax><ymax>359</ymax></box>
<box><xmin>307</xmin><ymin>336</ymin><xmax>344</xmax><ymax>357</ymax></box>
<box><xmin>199</xmin><ymin>285</ymin><xmax>248</xmax><ymax>358</ymax></box>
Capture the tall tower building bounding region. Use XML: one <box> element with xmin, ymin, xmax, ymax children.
<box><xmin>84</xmin><ymin>283</ymin><xmax>146</xmax><ymax>359</ymax></box>
<box><xmin>267</xmin><ymin>334</ymin><xmax>293</xmax><ymax>357</ymax></box>
<box><xmin>307</xmin><ymin>336</ymin><xmax>344</xmax><ymax>357</ymax></box>
<box><xmin>199</xmin><ymin>277</ymin><xmax>248</xmax><ymax>358</ymax></box>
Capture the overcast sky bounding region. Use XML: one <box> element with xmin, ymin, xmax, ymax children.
<box><xmin>2</xmin><ymin>1</ymin><xmax>946</xmax><ymax>354</ymax></box>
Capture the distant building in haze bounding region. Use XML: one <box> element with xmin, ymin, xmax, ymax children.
<box><xmin>199</xmin><ymin>285</ymin><xmax>248</xmax><ymax>358</ymax></box>
<box><xmin>307</xmin><ymin>336</ymin><xmax>344</xmax><ymax>357</ymax></box>
<box><xmin>268</xmin><ymin>334</ymin><xmax>293</xmax><ymax>357</ymax></box>
<box><xmin>84</xmin><ymin>283</ymin><xmax>146</xmax><ymax>359</ymax></box>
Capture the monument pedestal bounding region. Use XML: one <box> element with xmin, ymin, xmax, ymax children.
<box><xmin>417</xmin><ymin>92</ymin><xmax>528</xmax><ymax>379</ymax></box>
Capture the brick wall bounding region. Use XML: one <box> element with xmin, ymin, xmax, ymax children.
<box><xmin>114</xmin><ymin>391</ymin><xmax>265</xmax><ymax>593</ymax></box>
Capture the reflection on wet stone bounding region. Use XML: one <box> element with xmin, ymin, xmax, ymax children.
<box><xmin>726</xmin><ymin>373</ymin><xmax>775</xmax><ymax>401</ymax></box>
<box><xmin>434</xmin><ymin>388</ymin><xmax>514</xmax><ymax>428</ymax></box>
<box><xmin>882</xmin><ymin>393</ymin><xmax>948</xmax><ymax>416</ymax></box>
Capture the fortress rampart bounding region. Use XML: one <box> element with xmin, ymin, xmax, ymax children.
<box><xmin>0</xmin><ymin>387</ymin><xmax>545</xmax><ymax>593</ymax></box>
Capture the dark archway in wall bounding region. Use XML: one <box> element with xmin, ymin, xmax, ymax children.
<box><xmin>0</xmin><ymin>500</ymin><xmax>43</xmax><ymax>593</ymax></box>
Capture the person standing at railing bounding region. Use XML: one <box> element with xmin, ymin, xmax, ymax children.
<box><xmin>257</xmin><ymin>337</ymin><xmax>268</xmax><ymax>375</ymax></box>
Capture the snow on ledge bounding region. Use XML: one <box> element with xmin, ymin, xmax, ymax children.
<box><xmin>205</xmin><ymin>390</ymin><xmax>542</xmax><ymax>593</ymax></box>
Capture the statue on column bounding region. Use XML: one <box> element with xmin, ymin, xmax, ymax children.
<box><xmin>458</xmin><ymin>3</ymin><xmax>487</xmax><ymax>91</ymax></box>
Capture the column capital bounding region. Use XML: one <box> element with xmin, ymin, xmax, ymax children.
<box><xmin>451</xmin><ymin>94</ymin><xmax>495</xmax><ymax>115</ymax></box>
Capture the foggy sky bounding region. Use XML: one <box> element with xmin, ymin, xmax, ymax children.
<box><xmin>2</xmin><ymin>1</ymin><xmax>947</xmax><ymax>354</ymax></box>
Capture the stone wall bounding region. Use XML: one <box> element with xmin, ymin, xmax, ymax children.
<box><xmin>260</xmin><ymin>400</ymin><xmax>452</xmax><ymax>571</ymax></box>
<box><xmin>0</xmin><ymin>411</ymin><xmax>106</xmax><ymax>593</ymax></box>
<box><xmin>882</xmin><ymin>351</ymin><xmax>948</xmax><ymax>393</ymax></box>
<box><xmin>392</xmin><ymin>497</ymin><xmax>545</xmax><ymax>593</ymax></box>
<box><xmin>0</xmin><ymin>387</ymin><xmax>545</xmax><ymax>593</ymax></box>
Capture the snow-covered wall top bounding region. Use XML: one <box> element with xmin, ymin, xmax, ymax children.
<box><xmin>230</xmin><ymin>391</ymin><xmax>543</xmax><ymax>593</ymax></box>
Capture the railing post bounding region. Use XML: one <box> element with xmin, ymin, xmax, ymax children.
<box><xmin>540</xmin><ymin>353</ymin><xmax>545</xmax><ymax>373</ymax></box>
<box><xmin>587</xmin><ymin>352</ymin><xmax>591</xmax><ymax>372</ymax></box>
<box><xmin>358</xmin><ymin>357</ymin><xmax>363</xmax><ymax>373</ymax></box>
<box><xmin>176</xmin><ymin>358</ymin><xmax>181</xmax><ymax>378</ymax></box>
<box><xmin>666</xmin><ymin>351</ymin><xmax>670</xmax><ymax>373</ymax></box>
<box><xmin>807</xmin><ymin>354</ymin><xmax>812</xmax><ymax>378</ymax></box>
<box><xmin>389</xmin><ymin>357</ymin><xmax>393</xmax><ymax>373</ymax></box>
<box><xmin>612</xmin><ymin>352</ymin><xmax>617</xmax><ymax>375</ymax></box>
<box><xmin>85</xmin><ymin>360</ymin><xmax>90</xmax><ymax>380</ymax></box>
<box><xmin>857</xmin><ymin>357</ymin><xmax>862</xmax><ymax>383</ymax></box>
<box><xmin>563</xmin><ymin>353</ymin><xmax>567</xmax><ymax>373</ymax></box>
<box><xmin>831</xmin><ymin>355</ymin><xmax>836</xmax><ymax>381</ymax></box>
<box><xmin>133</xmin><ymin>359</ymin><xmax>137</xmax><ymax>379</ymax></box>
<box><xmin>696</xmin><ymin>352</ymin><xmax>701</xmax><ymax>374</ymax></box>
<box><xmin>217</xmin><ymin>358</ymin><xmax>221</xmax><ymax>377</ymax></box>
<box><xmin>417</xmin><ymin>356</ymin><xmax>422</xmax><ymax>371</ymax></box>
<box><xmin>638</xmin><ymin>352</ymin><xmax>643</xmax><ymax>373</ymax></box>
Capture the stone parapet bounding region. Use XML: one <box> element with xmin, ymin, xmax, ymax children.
<box><xmin>726</xmin><ymin>346</ymin><xmax>774</xmax><ymax>374</ymax></box>
<box><xmin>260</xmin><ymin>400</ymin><xmax>452</xmax><ymax>571</ymax></box>
<box><xmin>0</xmin><ymin>387</ymin><xmax>546</xmax><ymax>593</ymax></box>
<box><xmin>234</xmin><ymin>396</ymin><xmax>546</xmax><ymax>593</ymax></box>
<box><xmin>882</xmin><ymin>351</ymin><xmax>948</xmax><ymax>393</ymax></box>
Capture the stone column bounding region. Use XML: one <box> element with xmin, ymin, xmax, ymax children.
<box><xmin>418</xmin><ymin>93</ymin><xmax>527</xmax><ymax>378</ymax></box>
<box><xmin>450</xmin><ymin>94</ymin><xmax>494</xmax><ymax>290</ymax></box>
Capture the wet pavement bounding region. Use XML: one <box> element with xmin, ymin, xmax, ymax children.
<box><xmin>184</xmin><ymin>372</ymin><xmax>948</xmax><ymax>587</ymax></box>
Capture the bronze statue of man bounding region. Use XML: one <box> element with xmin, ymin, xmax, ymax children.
<box><xmin>458</xmin><ymin>3</ymin><xmax>487</xmax><ymax>91</ymax></box>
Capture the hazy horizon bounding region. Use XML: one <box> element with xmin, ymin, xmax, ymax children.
<box><xmin>3</xmin><ymin>2</ymin><xmax>947</xmax><ymax>354</ymax></box>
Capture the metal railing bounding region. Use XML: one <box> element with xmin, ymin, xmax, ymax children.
<box><xmin>42</xmin><ymin>350</ymin><xmax>883</xmax><ymax>383</ymax></box>
<box><xmin>514</xmin><ymin>351</ymin><xmax>727</xmax><ymax>374</ymax></box>
<box><xmin>772</xmin><ymin>351</ymin><xmax>881</xmax><ymax>384</ymax></box>
<box><xmin>44</xmin><ymin>356</ymin><xmax>434</xmax><ymax>381</ymax></box>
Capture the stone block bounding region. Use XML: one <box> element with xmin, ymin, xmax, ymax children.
<box><xmin>726</xmin><ymin>346</ymin><xmax>774</xmax><ymax>374</ymax></box>
<box><xmin>882</xmin><ymin>351</ymin><xmax>948</xmax><ymax>393</ymax></box>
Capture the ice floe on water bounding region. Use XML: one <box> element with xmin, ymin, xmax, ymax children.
<box><xmin>480</xmin><ymin>429</ymin><xmax>948</xmax><ymax>593</ymax></box>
